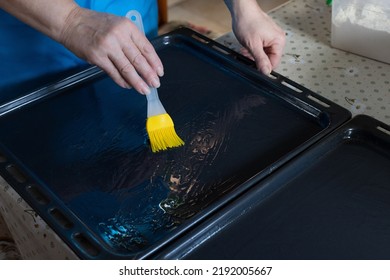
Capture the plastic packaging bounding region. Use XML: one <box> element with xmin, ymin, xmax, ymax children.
<box><xmin>331</xmin><ymin>0</ymin><xmax>390</xmax><ymax>64</ymax></box>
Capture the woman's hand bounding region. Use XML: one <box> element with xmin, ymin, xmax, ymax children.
<box><xmin>60</xmin><ymin>7</ymin><xmax>163</xmax><ymax>94</ymax></box>
<box><xmin>0</xmin><ymin>0</ymin><xmax>163</xmax><ymax>94</ymax></box>
<box><xmin>225</xmin><ymin>0</ymin><xmax>286</xmax><ymax>75</ymax></box>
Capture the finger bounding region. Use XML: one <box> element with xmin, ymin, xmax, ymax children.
<box><xmin>140</xmin><ymin>42</ymin><xmax>164</xmax><ymax>77</ymax></box>
<box><xmin>130</xmin><ymin>30</ymin><xmax>164</xmax><ymax>77</ymax></box>
<box><xmin>108</xmin><ymin>51</ymin><xmax>151</xmax><ymax>95</ymax></box>
<box><xmin>249</xmin><ymin>42</ymin><xmax>273</xmax><ymax>75</ymax></box>
<box><xmin>239</xmin><ymin>47</ymin><xmax>255</xmax><ymax>60</ymax></box>
<box><xmin>94</xmin><ymin>56</ymin><xmax>132</xmax><ymax>89</ymax></box>
<box><xmin>121</xmin><ymin>40</ymin><xmax>161</xmax><ymax>89</ymax></box>
<box><xmin>265</xmin><ymin>43</ymin><xmax>284</xmax><ymax>69</ymax></box>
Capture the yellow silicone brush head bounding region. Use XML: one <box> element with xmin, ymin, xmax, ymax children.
<box><xmin>146</xmin><ymin>113</ymin><xmax>184</xmax><ymax>153</ymax></box>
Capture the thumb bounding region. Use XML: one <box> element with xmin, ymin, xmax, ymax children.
<box><xmin>249</xmin><ymin>43</ymin><xmax>273</xmax><ymax>75</ymax></box>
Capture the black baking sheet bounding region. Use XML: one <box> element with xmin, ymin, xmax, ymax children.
<box><xmin>157</xmin><ymin>115</ymin><xmax>390</xmax><ymax>260</ymax></box>
<box><xmin>0</xmin><ymin>28</ymin><xmax>350</xmax><ymax>259</ymax></box>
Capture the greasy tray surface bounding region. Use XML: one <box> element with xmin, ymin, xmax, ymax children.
<box><xmin>0</xmin><ymin>28</ymin><xmax>350</xmax><ymax>259</ymax></box>
<box><xmin>159</xmin><ymin>115</ymin><xmax>390</xmax><ymax>260</ymax></box>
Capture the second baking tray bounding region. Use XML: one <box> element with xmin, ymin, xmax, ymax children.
<box><xmin>0</xmin><ymin>28</ymin><xmax>350</xmax><ymax>259</ymax></box>
<box><xmin>156</xmin><ymin>115</ymin><xmax>390</xmax><ymax>260</ymax></box>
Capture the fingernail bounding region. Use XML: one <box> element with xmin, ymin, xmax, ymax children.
<box><xmin>157</xmin><ymin>66</ymin><xmax>164</xmax><ymax>77</ymax></box>
<box><xmin>151</xmin><ymin>77</ymin><xmax>160</xmax><ymax>88</ymax></box>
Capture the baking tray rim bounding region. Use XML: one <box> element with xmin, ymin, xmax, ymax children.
<box><xmin>0</xmin><ymin>28</ymin><xmax>352</xmax><ymax>259</ymax></box>
<box><xmin>153</xmin><ymin>114</ymin><xmax>390</xmax><ymax>259</ymax></box>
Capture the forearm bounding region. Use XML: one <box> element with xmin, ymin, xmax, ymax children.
<box><xmin>0</xmin><ymin>0</ymin><xmax>163</xmax><ymax>93</ymax></box>
<box><xmin>224</xmin><ymin>0</ymin><xmax>266</xmax><ymax>20</ymax></box>
<box><xmin>0</xmin><ymin>0</ymin><xmax>79</xmax><ymax>41</ymax></box>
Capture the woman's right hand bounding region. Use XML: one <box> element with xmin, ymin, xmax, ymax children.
<box><xmin>60</xmin><ymin>7</ymin><xmax>164</xmax><ymax>94</ymax></box>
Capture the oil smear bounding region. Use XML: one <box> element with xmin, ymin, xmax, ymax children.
<box><xmin>98</xmin><ymin>93</ymin><xmax>266</xmax><ymax>253</ymax></box>
<box><xmin>98</xmin><ymin>177</ymin><xmax>176</xmax><ymax>252</ymax></box>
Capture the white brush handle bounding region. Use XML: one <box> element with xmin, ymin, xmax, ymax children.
<box><xmin>126</xmin><ymin>10</ymin><xmax>145</xmax><ymax>34</ymax></box>
<box><xmin>146</xmin><ymin>88</ymin><xmax>166</xmax><ymax>117</ymax></box>
<box><xmin>126</xmin><ymin>10</ymin><xmax>166</xmax><ymax>117</ymax></box>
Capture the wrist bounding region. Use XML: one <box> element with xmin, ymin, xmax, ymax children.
<box><xmin>224</xmin><ymin>0</ymin><xmax>264</xmax><ymax>15</ymax></box>
<box><xmin>53</xmin><ymin>2</ymin><xmax>82</xmax><ymax>42</ymax></box>
<box><xmin>224</xmin><ymin>0</ymin><xmax>266</xmax><ymax>26</ymax></box>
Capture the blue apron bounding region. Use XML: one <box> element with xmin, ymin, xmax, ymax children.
<box><xmin>0</xmin><ymin>0</ymin><xmax>158</xmax><ymax>101</ymax></box>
